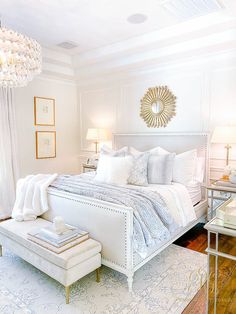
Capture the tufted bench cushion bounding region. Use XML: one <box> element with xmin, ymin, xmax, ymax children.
<box><xmin>0</xmin><ymin>218</ymin><xmax>102</xmax><ymax>303</ymax></box>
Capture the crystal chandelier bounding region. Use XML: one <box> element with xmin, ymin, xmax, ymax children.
<box><xmin>0</xmin><ymin>25</ymin><xmax>42</xmax><ymax>87</ymax></box>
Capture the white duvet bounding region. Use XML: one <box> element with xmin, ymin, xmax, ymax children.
<box><xmin>126</xmin><ymin>182</ymin><xmax>196</xmax><ymax>228</ymax></box>
<box><xmin>82</xmin><ymin>171</ymin><xmax>197</xmax><ymax>228</ymax></box>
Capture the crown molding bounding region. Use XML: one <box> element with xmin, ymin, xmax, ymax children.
<box><xmin>39</xmin><ymin>16</ymin><xmax>236</xmax><ymax>86</ymax></box>
<box><xmin>73</xmin><ymin>18</ymin><xmax>236</xmax><ymax>83</ymax></box>
<box><xmin>75</xmin><ymin>46</ymin><xmax>236</xmax><ymax>87</ymax></box>
<box><xmin>41</xmin><ymin>47</ymin><xmax>76</xmax><ymax>83</ymax></box>
<box><xmin>72</xmin><ymin>14</ymin><xmax>235</xmax><ymax>68</ymax></box>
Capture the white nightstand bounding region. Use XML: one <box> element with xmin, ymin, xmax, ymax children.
<box><xmin>82</xmin><ymin>163</ymin><xmax>97</xmax><ymax>173</ymax></box>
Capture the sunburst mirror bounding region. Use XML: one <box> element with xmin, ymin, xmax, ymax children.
<box><xmin>140</xmin><ymin>86</ymin><xmax>177</xmax><ymax>128</ymax></box>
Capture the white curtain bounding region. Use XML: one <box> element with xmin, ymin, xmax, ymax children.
<box><xmin>0</xmin><ymin>87</ymin><xmax>19</xmax><ymax>219</ymax></box>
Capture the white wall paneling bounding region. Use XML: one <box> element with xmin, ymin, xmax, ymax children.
<box><xmin>13</xmin><ymin>19</ymin><xmax>236</xmax><ymax>178</ymax></box>
<box><xmin>78</xmin><ymin>51</ymin><xmax>236</xmax><ymax>178</ymax></box>
<box><xmin>79</xmin><ymin>87</ymin><xmax>119</xmax><ymax>152</ymax></box>
<box><xmin>15</xmin><ymin>77</ymin><xmax>79</xmax><ymax>177</ymax></box>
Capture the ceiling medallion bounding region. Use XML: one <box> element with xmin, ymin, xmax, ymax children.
<box><xmin>140</xmin><ymin>86</ymin><xmax>176</xmax><ymax>128</ymax></box>
<box><xmin>0</xmin><ymin>25</ymin><xmax>42</xmax><ymax>87</ymax></box>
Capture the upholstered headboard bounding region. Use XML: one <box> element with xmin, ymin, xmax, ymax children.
<box><xmin>113</xmin><ymin>132</ymin><xmax>210</xmax><ymax>184</ymax></box>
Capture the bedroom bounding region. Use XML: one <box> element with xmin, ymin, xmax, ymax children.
<box><xmin>0</xmin><ymin>0</ymin><xmax>236</xmax><ymax>313</ymax></box>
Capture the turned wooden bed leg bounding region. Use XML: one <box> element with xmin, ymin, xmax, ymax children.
<box><xmin>65</xmin><ymin>286</ymin><xmax>70</xmax><ymax>304</ymax></box>
<box><xmin>96</xmin><ymin>267</ymin><xmax>100</xmax><ymax>283</ymax></box>
<box><xmin>0</xmin><ymin>245</ymin><xmax>2</xmax><ymax>257</ymax></box>
<box><xmin>127</xmin><ymin>274</ymin><xmax>133</xmax><ymax>293</ymax></box>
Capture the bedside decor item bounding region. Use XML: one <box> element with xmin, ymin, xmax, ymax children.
<box><xmin>211</xmin><ymin>126</ymin><xmax>236</xmax><ymax>166</ymax></box>
<box><xmin>52</xmin><ymin>216</ymin><xmax>68</xmax><ymax>235</ymax></box>
<box><xmin>36</xmin><ymin>131</ymin><xmax>56</xmax><ymax>159</ymax></box>
<box><xmin>86</xmin><ymin>128</ymin><xmax>108</xmax><ymax>154</ymax></box>
<box><xmin>0</xmin><ymin>24</ymin><xmax>41</xmax><ymax>87</ymax></box>
<box><xmin>140</xmin><ymin>86</ymin><xmax>176</xmax><ymax>128</ymax></box>
<box><xmin>229</xmin><ymin>170</ymin><xmax>236</xmax><ymax>184</ymax></box>
<box><xmin>34</xmin><ymin>97</ymin><xmax>55</xmax><ymax>126</ymax></box>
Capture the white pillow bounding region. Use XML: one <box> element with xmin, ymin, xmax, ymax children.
<box><xmin>129</xmin><ymin>146</ymin><xmax>198</xmax><ymax>184</ymax></box>
<box><xmin>94</xmin><ymin>154</ymin><xmax>133</xmax><ymax>185</ymax></box>
<box><xmin>100</xmin><ymin>145</ymin><xmax>128</xmax><ymax>157</ymax></box>
<box><xmin>152</xmin><ymin>147</ymin><xmax>197</xmax><ymax>184</ymax></box>
<box><xmin>173</xmin><ymin>150</ymin><xmax>197</xmax><ymax>184</ymax></box>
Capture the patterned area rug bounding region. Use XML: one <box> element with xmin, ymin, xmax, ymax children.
<box><xmin>0</xmin><ymin>244</ymin><xmax>207</xmax><ymax>314</ymax></box>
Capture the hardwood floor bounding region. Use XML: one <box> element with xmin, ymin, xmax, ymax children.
<box><xmin>174</xmin><ymin>223</ymin><xmax>236</xmax><ymax>314</ymax></box>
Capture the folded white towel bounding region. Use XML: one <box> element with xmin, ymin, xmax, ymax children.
<box><xmin>12</xmin><ymin>173</ymin><xmax>58</xmax><ymax>221</ymax></box>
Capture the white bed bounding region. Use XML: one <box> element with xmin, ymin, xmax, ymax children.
<box><xmin>42</xmin><ymin>132</ymin><xmax>209</xmax><ymax>291</ymax></box>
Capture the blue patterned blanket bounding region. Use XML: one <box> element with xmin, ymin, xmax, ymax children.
<box><xmin>50</xmin><ymin>175</ymin><xmax>178</xmax><ymax>257</ymax></box>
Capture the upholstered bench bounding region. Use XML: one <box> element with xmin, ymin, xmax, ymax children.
<box><xmin>0</xmin><ymin>218</ymin><xmax>101</xmax><ymax>304</ymax></box>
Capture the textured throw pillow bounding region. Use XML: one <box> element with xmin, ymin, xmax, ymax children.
<box><xmin>100</xmin><ymin>144</ymin><xmax>128</xmax><ymax>157</ymax></box>
<box><xmin>148</xmin><ymin>153</ymin><xmax>176</xmax><ymax>184</ymax></box>
<box><xmin>128</xmin><ymin>152</ymin><xmax>150</xmax><ymax>186</ymax></box>
<box><xmin>94</xmin><ymin>154</ymin><xmax>133</xmax><ymax>185</ymax></box>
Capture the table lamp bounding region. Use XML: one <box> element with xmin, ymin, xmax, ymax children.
<box><xmin>86</xmin><ymin>128</ymin><xmax>108</xmax><ymax>154</ymax></box>
<box><xmin>211</xmin><ymin>126</ymin><xmax>236</xmax><ymax>166</ymax></box>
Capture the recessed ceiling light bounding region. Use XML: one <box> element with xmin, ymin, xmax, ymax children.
<box><xmin>57</xmin><ymin>41</ymin><xmax>78</xmax><ymax>49</ymax></box>
<box><xmin>127</xmin><ymin>13</ymin><xmax>148</xmax><ymax>24</ymax></box>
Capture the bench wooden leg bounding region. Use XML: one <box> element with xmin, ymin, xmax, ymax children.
<box><xmin>96</xmin><ymin>267</ymin><xmax>100</xmax><ymax>283</ymax></box>
<box><xmin>65</xmin><ymin>286</ymin><xmax>70</xmax><ymax>304</ymax></box>
<box><xmin>0</xmin><ymin>245</ymin><xmax>2</xmax><ymax>257</ymax></box>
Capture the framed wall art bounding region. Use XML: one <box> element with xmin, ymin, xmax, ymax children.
<box><xmin>34</xmin><ymin>96</ymin><xmax>55</xmax><ymax>126</ymax></box>
<box><xmin>36</xmin><ymin>131</ymin><xmax>56</xmax><ymax>159</ymax></box>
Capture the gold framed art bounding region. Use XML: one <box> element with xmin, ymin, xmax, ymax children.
<box><xmin>36</xmin><ymin>131</ymin><xmax>56</xmax><ymax>159</ymax></box>
<box><xmin>140</xmin><ymin>86</ymin><xmax>176</xmax><ymax>128</ymax></box>
<box><xmin>34</xmin><ymin>96</ymin><xmax>55</xmax><ymax>126</ymax></box>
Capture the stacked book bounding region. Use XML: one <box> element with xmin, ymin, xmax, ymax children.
<box><xmin>28</xmin><ymin>224</ymin><xmax>89</xmax><ymax>254</ymax></box>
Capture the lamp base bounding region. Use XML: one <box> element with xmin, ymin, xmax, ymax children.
<box><xmin>225</xmin><ymin>144</ymin><xmax>232</xmax><ymax>166</ymax></box>
<box><xmin>221</xmin><ymin>175</ymin><xmax>229</xmax><ymax>181</ymax></box>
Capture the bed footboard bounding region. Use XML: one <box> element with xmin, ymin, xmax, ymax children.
<box><xmin>42</xmin><ymin>189</ymin><xmax>134</xmax><ymax>276</ymax></box>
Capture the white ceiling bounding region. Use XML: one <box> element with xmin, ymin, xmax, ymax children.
<box><xmin>1</xmin><ymin>0</ymin><xmax>235</xmax><ymax>55</ymax></box>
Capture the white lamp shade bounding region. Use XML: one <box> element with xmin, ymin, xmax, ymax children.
<box><xmin>211</xmin><ymin>126</ymin><xmax>236</xmax><ymax>144</ymax></box>
<box><xmin>86</xmin><ymin>128</ymin><xmax>108</xmax><ymax>141</ymax></box>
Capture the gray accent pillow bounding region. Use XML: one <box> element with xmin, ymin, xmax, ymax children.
<box><xmin>128</xmin><ymin>152</ymin><xmax>150</xmax><ymax>186</ymax></box>
<box><xmin>148</xmin><ymin>153</ymin><xmax>176</xmax><ymax>184</ymax></box>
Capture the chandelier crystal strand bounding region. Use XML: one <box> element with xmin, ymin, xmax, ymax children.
<box><xmin>0</xmin><ymin>27</ymin><xmax>42</xmax><ymax>87</ymax></box>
